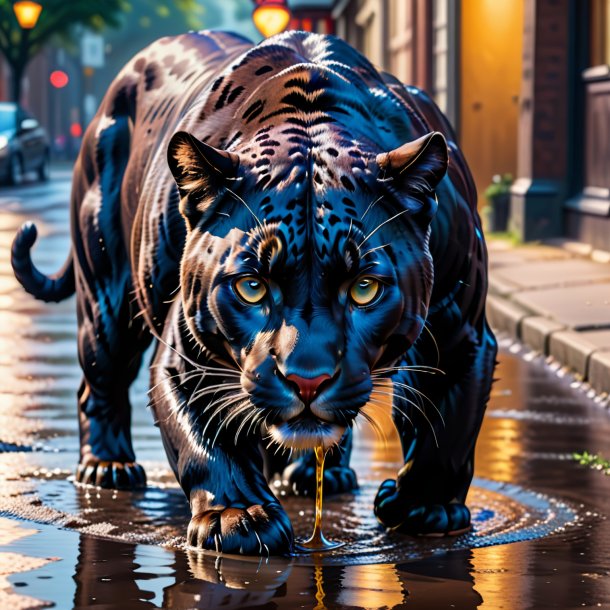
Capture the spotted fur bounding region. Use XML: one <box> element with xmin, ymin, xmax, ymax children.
<box><xmin>11</xmin><ymin>31</ymin><xmax>497</xmax><ymax>555</ymax></box>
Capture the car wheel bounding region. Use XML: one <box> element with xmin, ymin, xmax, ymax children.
<box><xmin>8</xmin><ymin>154</ymin><xmax>23</xmax><ymax>186</ymax></box>
<box><xmin>38</xmin><ymin>152</ymin><xmax>50</xmax><ymax>182</ymax></box>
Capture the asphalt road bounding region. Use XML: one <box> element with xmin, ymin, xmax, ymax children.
<box><xmin>0</xmin><ymin>171</ymin><xmax>609</xmax><ymax>609</ymax></box>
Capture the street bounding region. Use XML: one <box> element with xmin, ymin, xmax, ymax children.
<box><xmin>0</xmin><ymin>172</ymin><xmax>609</xmax><ymax>609</ymax></box>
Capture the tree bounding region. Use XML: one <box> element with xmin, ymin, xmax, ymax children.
<box><xmin>0</xmin><ymin>0</ymin><xmax>202</xmax><ymax>104</ymax></box>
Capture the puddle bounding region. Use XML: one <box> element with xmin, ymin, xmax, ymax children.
<box><xmin>0</xmin><ymin>466</ymin><xmax>581</xmax><ymax>566</ymax></box>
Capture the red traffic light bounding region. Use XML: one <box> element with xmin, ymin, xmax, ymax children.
<box><xmin>70</xmin><ymin>123</ymin><xmax>83</xmax><ymax>138</ymax></box>
<box><xmin>49</xmin><ymin>70</ymin><xmax>69</xmax><ymax>88</ymax></box>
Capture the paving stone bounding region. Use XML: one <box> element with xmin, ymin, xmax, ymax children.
<box><xmin>487</xmin><ymin>243</ymin><xmax>573</xmax><ymax>269</ymax></box>
<box><xmin>490</xmin><ymin>259</ymin><xmax>610</xmax><ymax>292</ymax></box>
<box><xmin>544</xmin><ymin>238</ymin><xmax>593</xmax><ymax>257</ymax></box>
<box><xmin>521</xmin><ymin>317</ymin><xmax>566</xmax><ymax>354</ymax></box>
<box><xmin>486</xmin><ymin>295</ymin><xmax>532</xmax><ymax>339</ymax></box>
<box><xmin>488</xmin><ymin>275</ymin><xmax>519</xmax><ymax>297</ymax></box>
<box><xmin>549</xmin><ymin>330</ymin><xmax>610</xmax><ymax>377</ymax></box>
<box><xmin>592</xmin><ymin>249</ymin><xmax>610</xmax><ymax>264</ymax></box>
<box><xmin>512</xmin><ymin>283</ymin><xmax>610</xmax><ymax>330</ymax></box>
<box><xmin>589</xmin><ymin>351</ymin><xmax>610</xmax><ymax>394</ymax></box>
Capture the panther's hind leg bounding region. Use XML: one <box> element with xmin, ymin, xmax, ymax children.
<box><xmin>276</xmin><ymin>429</ymin><xmax>358</xmax><ymax>497</ymax></box>
<box><xmin>74</xmin><ymin>240</ymin><xmax>153</xmax><ymax>489</ymax></box>
<box><xmin>73</xmin><ymin>104</ymin><xmax>152</xmax><ymax>489</ymax></box>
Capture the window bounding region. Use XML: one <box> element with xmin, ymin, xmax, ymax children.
<box><xmin>431</xmin><ymin>0</ymin><xmax>457</xmax><ymax>126</ymax></box>
<box><xmin>590</xmin><ymin>0</ymin><xmax>610</xmax><ymax>66</ymax></box>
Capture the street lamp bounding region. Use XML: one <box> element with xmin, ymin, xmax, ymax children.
<box><xmin>13</xmin><ymin>1</ymin><xmax>42</xmax><ymax>29</ymax></box>
<box><xmin>252</xmin><ymin>0</ymin><xmax>291</xmax><ymax>38</ymax></box>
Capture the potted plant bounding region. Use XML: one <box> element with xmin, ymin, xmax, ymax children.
<box><xmin>484</xmin><ymin>173</ymin><xmax>513</xmax><ymax>233</ymax></box>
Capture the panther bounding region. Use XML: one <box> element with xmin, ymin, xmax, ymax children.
<box><xmin>11</xmin><ymin>30</ymin><xmax>497</xmax><ymax>556</ymax></box>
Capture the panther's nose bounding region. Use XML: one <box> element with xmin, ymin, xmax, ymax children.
<box><xmin>286</xmin><ymin>373</ymin><xmax>331</xmax><ymax>404</ymax></box>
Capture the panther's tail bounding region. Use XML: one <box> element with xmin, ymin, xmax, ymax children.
<box><xmin>11</xmin><ymin>221</ymin><xmax>75</xmax><ymax>303</ymax></box>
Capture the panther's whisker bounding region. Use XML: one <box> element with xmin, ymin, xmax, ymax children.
<box><xmin>373</xmin><ymin>364</ymin><xmax>445</xmax><ymax>375</ymax></box>
<box><xmin>148</xmin><ymin>325</ymin><xmax>243</xmax><ymax>375</ymax></box>
<box><xmin>246</xmin><ymin>410</ymin><xmax>264</xmax><ymax>437</ymax></box>
<box><xmin>358</xmin><ymin>408</ymin><xmax>388</xmax><ymax>449</ymax></box>
<box><xmin>273</xmin><ymin>440</ymin><xmax>287</xmax><ymax>457</ymax></box>
<box><xmin>189</xmin><ymin>381</ymin><xmax>243</xmax><ymax>405</ymax></box>
<box><xmin>225</xmin><ymin>187</ymin><xmax>264</xmax><ymax>230</ymax></box>
<box><xmin>234</xmin><ymin>409</ymin><xmax>262</xmax><ymax>444</ymax></box>
<box><xmin>366</xmin><ymin>396</ymin><xmax>415</xmax><ymax>435</ymax></box>
<box><xmin>211</xmin><ymin>399</ymin><xmax>251</xmax><ymax>448</ymax></box>
<box><xmin>147</xmin><ymin>369</ymin><xmax>202</xmax><ymax>394</ymax></box>
<box><xmin>149</xmin><ymin>361</ymin><xmax>241</xmax><ymax>379</ymax></box>
<box><xmin>361</xmin><ymin>243</ymin><xmax>390</xmax><ymax>259</ymax></box>
<box><xmin>423</xmin><ymin>322</ymin><xmax>441</xmax><ymax>368</ymax></box>
<box><xmin>204</xmin><ymin>401</ymin><xmax>250</xmax><ymax>449</ymax></box>
<box><xmin>200</xmin><ymin>392</ymin><xmax>248</xmax><ymax>440</ymax></box>
<box><xmin>199</xmin><ymin>389</ymin><xmax>247</xmax><ymax>422</ymax></box>
<box><xmin>150</xmin><ymin>377</ymin><xmax>240</xmax><ymax>407</ymax></box>
<box><xmin>371</xmin><ymin>389</ymin><xmax>439</xmax><ymax>448</ymax></box>
<box><xmin>360</xmin><ymin>195</ymin><xmax>384</xmax><ymax>220</ymax></box>
<box><xmin>189</xmin><ymin>372</ymin><xmax>211</xmax><ymax>405</ymax></box>
<box><xmin>358</xmin><ymin>208</ymin><xmax>411</xmax><ymax>248</ymax></box>
<box><xmin>389</xmin><ymin>380</ymin><xmax>445</xmax><ymax>427</ymax></box>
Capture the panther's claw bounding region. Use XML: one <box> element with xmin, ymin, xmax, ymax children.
<box><xmin>187</xmin><ymin>503</ymin><xmax>293</xmax><ymax>556</ymax></box>
<box><xmin>374</xmin><ymin>478</ymin><xmax>471</xmax><ymax>536</ymax></box>
<box><xmin>75</xmin><ymin>458</ymin><xmax>146</xmax><ymax>490</ymax></box>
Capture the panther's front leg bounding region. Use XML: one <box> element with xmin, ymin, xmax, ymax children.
<box><xmin>374</xmin><ymin>321</ymin><xmax>497</xmax><ymax>537</ymax></box>
<box><xmin>150</xmin><ymin>349</ymin><xmax>294</xmax><ymax>556</ymax></box>
<box><xmin>184</xmin><ymin>449</ymin><xmax>294</xmax><ymax>555</ymax></box>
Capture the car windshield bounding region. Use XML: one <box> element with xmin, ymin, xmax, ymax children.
<box><xmin>0</xmin><ymin>108</ymin><xmax>16</xmax><ymax>132</ymax></box>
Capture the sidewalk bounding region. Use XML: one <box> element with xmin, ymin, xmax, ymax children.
<box><xmin>486</xmin><ymin>238</ymin><xmax>610</xmax><ymax>396</ymax></box>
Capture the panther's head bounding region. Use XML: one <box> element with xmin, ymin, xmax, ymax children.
<box><xmin>167</xmin><ymin>128</ymin><xmax>448</xmax><ymax>450</ymax></box>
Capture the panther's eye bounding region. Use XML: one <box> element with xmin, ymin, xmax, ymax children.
<box><xmin>349</xmin><ymin>277</ymin><xmax>381</xmax><ymax>306</ymax></box>
<box><xmin>234</xmin><ymin>276</ymin><xmax>267</xmax><ymax>304</ymax></box>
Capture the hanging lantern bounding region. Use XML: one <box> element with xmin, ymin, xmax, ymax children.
<box><xmin>252</xmin><ymin>0</ymin><xmax>291</xmax><ymax>38</ymax></box>
<box><xmin>13</xmin><ymin>1</ymin><xmax>42</xmax><ymax>29</ymax></box>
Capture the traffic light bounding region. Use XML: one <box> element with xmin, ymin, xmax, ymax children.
<box><xmin>49</xmin><ymin>70</ymin><xmax>69</xmax><ymax>89</ymax></box>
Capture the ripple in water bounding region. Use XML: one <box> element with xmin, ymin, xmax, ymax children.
<box><xmin>0</xmin><ymin>468</ymin><xmax>581</xmax><ymax>566</ymax></box>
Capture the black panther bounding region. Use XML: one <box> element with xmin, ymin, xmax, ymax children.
<box><xmin>11</xmin><ymin>30</ymin><xmax>497</xmax><ymax>555</ymax></box>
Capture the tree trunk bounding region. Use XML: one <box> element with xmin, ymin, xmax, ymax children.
<box><xmin>11</xmin><ymin>28</ymin><xmax>31</xmax><ymax>105</ymax></box>
<box><xmin>11</xmin><ymin>63</ymin><xmax>24</xmax><ymax>104</ymax></box>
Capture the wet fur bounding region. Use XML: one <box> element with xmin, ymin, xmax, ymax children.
<box><xmin>11</xmin><ymin>31</ymin><xmax>497</xmax><ymax>555</ymax></box>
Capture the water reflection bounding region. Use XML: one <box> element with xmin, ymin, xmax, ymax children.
<box><xmin>68</xmin><ymin>540</ymin><xmax>487</xmax><ymax>610</ymax></box>
<box><xmin>337</xmin><ymin>563</ymin><xmax>405</xmax><ymax>608</ymax></box>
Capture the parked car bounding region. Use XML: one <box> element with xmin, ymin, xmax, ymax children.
<box><xmin>0</xmin><ymin>102</ymin><xmax>50</xmax><ymax>185</ymax></box>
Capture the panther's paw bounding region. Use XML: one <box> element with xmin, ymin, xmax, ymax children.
<box><xmin>187</xmin><ymin>503</ymin><xmax>293</xmax><ymax>556</ymax></box>
<box><xmin>374</xmin><ymin>479</ymin><xmax>471</xmax><ymax>536</ymax></box>
<box><xmin>284</xmin><ymin>462</ymin><xmax>358</xmax><ymax>497</ymax></box>
<box><xmin>75</xmin><ymin>458</ymin><xmax>146</xmax><ymax>490</ymax></box>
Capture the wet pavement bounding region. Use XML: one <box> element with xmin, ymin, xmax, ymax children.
<box><xmin>1</xmin><ymin>173</ymin><xmax>610</xmax><ymax>609</ymax></box>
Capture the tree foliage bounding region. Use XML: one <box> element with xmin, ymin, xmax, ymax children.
<box><xmin>0</xmin><ymin>0</ymin><xmax>203</xmax><ymax>102</ymax></box>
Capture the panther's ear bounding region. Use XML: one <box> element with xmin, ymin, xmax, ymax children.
<box><xmin>376</xmin><ymin>131</ymin><xmax>448</xmax><ymax>225</ymax></box>
<box><xmin>377</xmin><ymin>131</ymin><xmax>448</xmax><ymax>194</ymax></box>
<box><xmin>167</xmin><ymin>131</ymin><xmax>240</xmax><ymax>228</ymax></box>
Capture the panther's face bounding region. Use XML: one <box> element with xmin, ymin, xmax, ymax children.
<box><xmin>168</xmin><ymin>129</ymin><xmax>448</xmax><ymax>449</ymax></box>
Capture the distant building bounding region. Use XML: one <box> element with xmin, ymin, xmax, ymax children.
<box><xmin>289</xmin><ymin>0</ymin><xmax>335</xmax><ymax>33</ymax></box>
